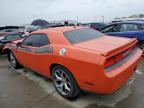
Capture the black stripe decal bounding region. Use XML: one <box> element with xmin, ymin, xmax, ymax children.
<box><xmin>35</xmin><ymin>47</ymin><xmax>53</xmax><ymax>54</ymax></box>
<box><xmin>18</xmin><ymin>47</ymin><xmax>33</xmax><ymax>53</ymax></box>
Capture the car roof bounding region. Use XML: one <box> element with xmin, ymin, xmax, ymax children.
<box><xmin>33</xmin><ymin>26</ymin><xmax>88</xmax><ymax>33</ymax></box>
<box><xmin>111</xmin><ymin>21</ymin><xmax>144</xmax><ymax>25</ymax></box>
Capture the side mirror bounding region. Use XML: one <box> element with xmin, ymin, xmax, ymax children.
<box><xmin>16</xmin><ymin>42</ymin><xmax>22</xmax><ymax>47</ymax></box>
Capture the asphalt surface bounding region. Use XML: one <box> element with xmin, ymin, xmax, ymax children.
<box><xmin>0</xmin><ymin>54</ymin><xmax>144</xmax><ymax>108</ymax></box>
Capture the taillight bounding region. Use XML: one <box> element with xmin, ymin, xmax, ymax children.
<box><xmin>105</xmin><ymin>57</ymin><xmax>115</xmax><ymax>67</ymax></box>
<box><xmin>115</xmin><ymin>53</ymin><xmax>123</xmax><ymax>62</ymax></box>
<box><xmin>105</xmin><ymin>46</ymin><xmax>135</xmax><ymax>68</ymax></box>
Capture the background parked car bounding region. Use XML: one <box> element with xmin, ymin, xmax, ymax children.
<box><xmin>30</xmin><ymin>19</ymin><xmax>65</xmax><ymax>30</ymax></box>
<box><xmin>100</xmin><ymin>21</ymin><xmax>144</xmax><ymax>52</ymax></box>
<box><xmin>39</xmin><ymin>23</ymin><xmax>64</xmax><ymax>29</ymax></box>
<box><xmin>0</xmin><ymin>33</ymin><xmax>24</xmax><ymax>53</ymax></box>
<box><xmin>20</xmin><ymin>25</ymin><xmax>40</xmax><ymax>33</ymax></box>
<box><xmin>84</xmin><ymin>22</ymin><xmax>106</xmax><ymax>30</ymax></box>
<box><xmin>0</xmin><ymin>26</ymin><xmax>27</xmax><ymax>36</ymax></box>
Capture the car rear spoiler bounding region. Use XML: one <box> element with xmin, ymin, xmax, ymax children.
<box><xmin>101</xmin><ymin>38</ymin><xmax>138</xmax><ymax>58</ymax></box>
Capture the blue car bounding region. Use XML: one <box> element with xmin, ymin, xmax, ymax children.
<box><xmin>100</xmin><ymin>21</ymin><xmax>144</xmax><ymax>52</ymax></box>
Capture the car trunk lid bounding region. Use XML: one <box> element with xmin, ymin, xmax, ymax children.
<box><xmin>74</xmin><ymin>36</ymin><xmax>137</xmax><ymax>58</ymax></box>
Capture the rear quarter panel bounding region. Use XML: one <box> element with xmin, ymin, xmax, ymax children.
<box><xmin>50</xmin><ymin>45</ymin><xmax>107</xmax><ymax>91</ymax></box>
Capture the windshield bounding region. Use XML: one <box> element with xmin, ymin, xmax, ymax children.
<box><xmin>64</xmin><ymin>28</ymin><xmax>104</xmax><ymax>44</ymax></box>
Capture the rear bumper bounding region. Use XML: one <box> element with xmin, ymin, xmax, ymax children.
<box><xmin>84</xmin><ymin>48</ymin><xmax>142</xmax><ymax>94</ymax></box>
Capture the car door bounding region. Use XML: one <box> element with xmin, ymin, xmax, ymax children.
<box><xmin>34</xmin><ymin>34</ymin><xmax>53</xmax><ymax>77</ymax></box>
<box><xmin>16</xmin><ymin>34</ymin><xmax>42</xmax><ymax>72</ymax></box>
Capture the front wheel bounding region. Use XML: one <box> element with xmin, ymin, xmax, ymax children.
<box><xmin>9</xmin><ymin>51</ymin><xmax>22</xmax><ymax>69</ymax></box>
<box><xmin>52</xmin><ymin>65</ymin><xmax>80</xmax><ymax>99</ymax></box>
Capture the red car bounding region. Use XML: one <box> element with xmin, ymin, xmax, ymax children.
<box><xmin>0</xmin><ymin>33</ymin><xmax>23</xmax><ymax>53</ymax></box>
<box><xmin>3</xmin><ymin>26</ymin><xmax>142</xmax><ymax>99</ymax></box>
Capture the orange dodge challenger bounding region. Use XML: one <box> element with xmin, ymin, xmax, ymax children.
<box><xmin>3</xmin><ymin>26</ymin><xmax>142</xmax><ymax>99</ymax></box>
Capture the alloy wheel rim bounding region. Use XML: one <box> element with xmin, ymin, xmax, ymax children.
<box><xmin>10</xmin><ymin>53</ymin><xmax>16</xmax><ymax>67</ymax></box>
<box><xmin>53</xmin><ymin>69</ymin><xmax>71</xmax><ymax>95</ymax></box>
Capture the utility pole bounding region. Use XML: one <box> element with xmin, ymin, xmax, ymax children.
<box><xmin>102</xmin><ymin>16</ymin><xmax>104</xmax><ymax>23</ymax></box>
<box><xmin>76</xmin><ymin>16</ymin><xmax>79</xmax><ymax>25</ymax></box>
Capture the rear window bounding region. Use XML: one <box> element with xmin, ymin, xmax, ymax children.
<box><xmin>64</xmin><ymin>28</ymin><xmax>103</xmax><ymax>44</ymax></box>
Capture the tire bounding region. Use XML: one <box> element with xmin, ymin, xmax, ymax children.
<box><xmin>52</xmin><ymin>65</ymin><xmax>80</xmax><ymax>99</ymax></box>
<box><xmin>139</xmin><ymin>42</ymin><xmax>144</xmax><ymax>52</ymax></box>
<box><xmin>8</xmin><ymin>51</ymin><xmax>22</xmax><ymax>69</ymax></box>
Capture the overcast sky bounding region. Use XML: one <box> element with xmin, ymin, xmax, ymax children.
<box><xmin>0</xmin><ymin>0</ymin><xmax>144</xmax><ymax>26</ymax></box>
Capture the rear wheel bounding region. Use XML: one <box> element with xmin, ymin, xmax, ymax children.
<box><xmin>9</xmin><ymin>51</ymin><xmax>22</xmax><ymax>69</ymax></box>
<box><xmin>52</xmin><ymin>65</ymin><xmax>80</xmax><ymax>99</ymax></box>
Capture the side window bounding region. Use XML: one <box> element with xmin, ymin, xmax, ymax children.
<box><xmin>119</xmin><ymin>24</ymin><xmax>139</xmax><ymax>32</ymax></box>
<box><xmin>39</xmin><ymin>34</ymin><xmax>49</xmax><ymax>46</ymax></box>
<box><xmin>22</xmin><ymin>34</ymin><xmax>41</xmax><ymax>46</ymax></box>
<box><xmin>101</xmin><ymin>25</ymin><xmax>118</xmax><ymax>33</ymax></box>
<box><xmin>139</xmin><ymin>25</ymin><xmax>144</xmax><ymax>30</ymax></box>
<box><xmin>22</xmin><ymin>34</ymin><xmax>49</xmax><ymax>47</ymax></box>
<box><xmin>6</xmin><ymin>34</ymin><xmax>21</xmax><ymax>41</ymax></box>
